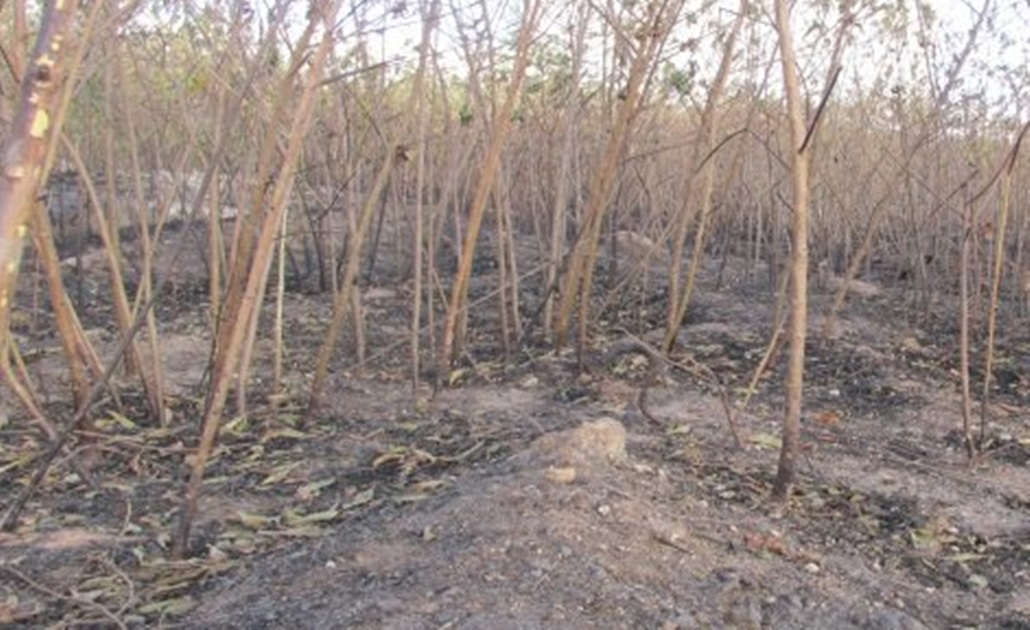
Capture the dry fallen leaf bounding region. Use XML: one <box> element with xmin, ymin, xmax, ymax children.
<box><xmin>749</xmin><ymin>433</ymin><xmax>781</xmax><ymax>450</ymax></box>
<box><xmin>138</xmin><ymin>595</ymin><xmax>196</xmax><ymax>617</ymax></box>
<box><xmin>296</xmin><ymin>478</ymin><xmax>336</xmax><ymax>501</ymax></box>
<box><xmin>282</xmin><ymin>506</ymin><xmax>340</xmax><ymax>527</ymax></box>
<box><xmin>813</xmin><ymin>410</ymin><xmax>842</xmax><ymax>426</ymax></box>
<box><xmin>236</xmin><ymin>511</ymin><xmax>275</xmax><ymax>530</ymax></box>
<box><xmin>259</xmin><ymin>462</ymin><xmax>302</xmax><ymax>486</ymax></box>
<box><xmin>743</xmin><ymin>530</ymin><xmax>788</xmax><ymax>556</ymax></box>
<box><xmin>341</xmin><ymin>487</ymin><xmax>375</xmax><ymax>510</ymax></box>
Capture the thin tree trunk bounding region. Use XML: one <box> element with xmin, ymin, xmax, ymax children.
<box><xmin>408</xmin><ymin>0</ymin><xmax>439</xmax><ymax>395</ymax></box>
<box><xmin>308</xmin><ymin>147</ymin><xmax>401</xmax><ymax>414</ymax></box>
<box><xmin>120</xmin><ymin>52</ymin><xmax>166</xmax><ymax>423</ymax></box>
<box><xmin>100</xmin><ymin>56</ymin><xmax>132</xmax><ymax>379</ymax></box>
<box><xmin>439</xmin><ymin>0</ymin><xmax>543</xmax><ymax>370</ymax></box>
<box><xmin>976</xmin><ymin>123</ymin><xmax>1026</xmax><ymax>446</ymax></box>
<box><xmin>0</xmin><ymin>0</ymin><xmax>78</xmax><ymax>441</ymax></box>
<box><xmin>958</xmin><ymin>192</ymin><xmax>976</xmax><ymax>460</ymax></box>
<box><xmin>272</xmin><ymin>208</ymin><xmax>288</xmax><ymax>396</ymax></box>
<box><xmin>501</xmin><ymin>177</ymin><xmax>522</xmax><ymax>341</ymax></box>
<box><xmin>543</xmin><ymin>6</ymin><xmax>587</xmax><ymax>338</ymax></box>
<box><xmin>663</xmin><ymin>0</ymin><xmax>745</xmax><ymax>351</ymax></box>
<box><xmin>208</xmin><ymin>90</ymin><xmax>227</xmax><ymax>332</ymax></box>
<box><xmin>771</xmin><ymin>0</ymin><xmax>812</xmax><ymax>502</ymax></box>
<box><xmin>174</xmin><ymin>2</ymin><xmax>338</xmax><ymax>556</ymax></box>
<box><xmin>28</xmin><ymin>0</ymin><xmax>105</xmax><ymax>411</ymax></box>
<box><xmin>64</xmin><ymin>139</ymin><xmax>157</xmax><ymax>416</ymax></box>
<box><xmin>554</xmin><ymin>0</ymin><xmax>683</xmax><ymax>359</ymax></box>
<box><xmin>238</xmin><ymin>175</ymin><xmax>293</xmax><ymax>417</ymax></box>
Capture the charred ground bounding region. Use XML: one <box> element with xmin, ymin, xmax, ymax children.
<box><xmin>1</xmin><ymin>226</ymin><xmax>1029</xmax><ymax>629</ymax></box>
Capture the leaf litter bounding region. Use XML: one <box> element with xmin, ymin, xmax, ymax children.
<box><xmin>2</xmin><ymin>246</ymin><xmax>1030</xmax><ymax>628</ymax></box>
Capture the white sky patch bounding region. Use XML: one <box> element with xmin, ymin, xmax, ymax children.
<box><xmin>186</xmin><ymin>0</ymin><xmax>1025</xmax><ymax>119</ymax></box>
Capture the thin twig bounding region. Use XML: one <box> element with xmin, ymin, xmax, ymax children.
<box><xmin>1</xmin><ymin>172</ymin><xmax>214</xmax><ymax>533</ymax></box>
<box><xmin>605</xmin><ymin>329</ymin><xmax>744</xmax><ymax>449</ymax></box>
<box><xmin>2</xmin><ymin>565</ymin><xmax>128</xmax><ymax>630</ymax></box>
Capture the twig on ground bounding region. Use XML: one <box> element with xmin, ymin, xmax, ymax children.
<box><xmin>1</xmin><ymin>564</ymin><xmax>128</xmax><ymax>630</ymax></box>
<box><xmin>602</xmin><ymin>329</ymin><xmax>745</xmax><ymax>449</ymax></box>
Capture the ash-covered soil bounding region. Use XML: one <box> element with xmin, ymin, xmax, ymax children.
<box><xmin>2</xmin><ymin>229</ymin><xmax>1029</xmax><ymax>628</ymax></box>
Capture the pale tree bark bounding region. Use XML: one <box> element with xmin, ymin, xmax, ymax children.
<box><xmin>237</xmin><ymin>155</ymin><xmax>293</xmax><ymax>418</ymax></box>
<box><xmin>439</xmin><ymin>0</ymin><xmax>543</xmax><ymax>370</ymax></box>
<box><xmin>307</xmin><ymin>144</ymin><xmax>401</xmax><ymax>415</ymax></box>
<box><xmin>118</xmin><ymin>50</ymin><xmax>168</xmax><ymax>423</ymax></box>
<box><xmin>216</xmin><ymin>8</ymin><xmax>304</xmax><ymax>398</ymax></box>
<box><xmin>64</xmin><ymin>138</ymin><xmax>162</xmax><ymax>417</ymax></box>
<box><xmin>824</xmin><ymin>0</ymin><xmax>992</xmax><ymax>335</ymax></box>
<box><xmin>543</xmin><ymin>4</ymin><xmax>588</xmax><ymax>341</ymax></box>
<box><xmin>982</xmin><ymin>124</ymin><xmax>1029</xmax><ymax>430</ymax></box>
<box><xmin>174</xmin><ymin>0</ymin><xmax>340</xmax><ymax>556</ymax></box>
<box><xmin>0</xmin><ymin>0</ymin><xmax>80</xmax><ymax>438</ymax></box>
<box><xmin>423</xmin><ymin>65</ymin><xmax>478</xmax><ymax>373</ymax></box>
<box><xmin>771</xmin><ymin>0</ymin><xmax>811</xmax><ymax>502</ymax></box>
<box><xmin>553</xmin><ymin>0</ymin><xmax>683</xmax><ymax>358</ymax></box>
<box><xmin>409</xmin><ymin>0</ymin><xmax>440</xmax><ymax>395</ymax></box>
<box><xmin>11</xmin><ymin>1</ymin><xmax>28</xmax><ymax>76</ymax></box>
<box><xmin>663</xmin><ymin>0</ymin><xmax>746</xmax><ymax>352</ymax></box>
<box><xmin>97</xmin><ymin>51</ymin><xmax>142</xmax><ymax>389</ymax></box>
<box><xmin>29</xmin><ymin>0</ymin><xmax>106</xmax><ymax>412</ymax></box>
<box><xmin>958</xmin><ymin>190</ymin><xmax>976</xmax><ymax>459</ymax></box>
<box><xmin>208</xmin><ymin>88</ymin><xmax>227</xmax><ymax>331</ymax></box>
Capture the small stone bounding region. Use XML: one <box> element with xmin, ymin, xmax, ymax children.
<box><xmin>544</xmin><ymin>466</ymin><xmax>577</xmax><ymax>485</ymax></box>
<box><xmin>804</xmin><ymin>562</ymin><xmax>821</xmax><ymax>574</ymax></box>
<box><xmin>900</xmin><ymin>336</ymin><xmax>922</xmax><ymax>353</ymax></box>
<box><xmin>597</xmin><ymin>504</ymin><xmax>612</xmax><ymax>516</ymax></box>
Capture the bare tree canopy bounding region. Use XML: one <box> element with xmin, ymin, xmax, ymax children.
<box><xmin>1</xmin><ymin>0</ymin><xmax>1029</xmax><ymax>626</ymax></box>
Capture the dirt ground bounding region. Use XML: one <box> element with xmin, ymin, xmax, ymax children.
<box><xmin>1</xmin><ymin>227</ymin><xmax>1029</xmax><ymax>628</ymax></box>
